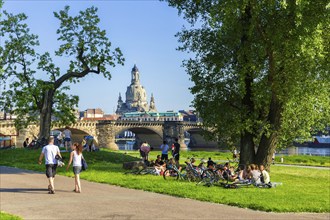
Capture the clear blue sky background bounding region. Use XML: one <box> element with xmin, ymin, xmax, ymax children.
<box><xmin>2</xmin><ymin>0</ymin><xmax>195</xmax><ymax>114</ymax></box>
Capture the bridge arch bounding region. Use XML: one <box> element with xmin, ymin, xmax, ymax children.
<box><xmin>115</xmin><ymin>126</ymin><xmax>163</xmax><ymax>149</ymax></box>
<box><xmin>184</xmin><ymin>127</ymin><xmax>217</xmax><ymax>149</ymax></box>
<box><xmin>51</xmin><ymin>127</ymin><xmax>99</xmax><ymax>146</ymax></box>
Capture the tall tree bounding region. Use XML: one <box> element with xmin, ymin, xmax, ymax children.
<box><xmin>165</xmin><ymin>0</ymin><xmax>330</xmax><ymax>168</ymax></box>
<box><xmin>0</xmin><ymin>6</ymin><xmax>124</xmax><ymax>143</ymax></box>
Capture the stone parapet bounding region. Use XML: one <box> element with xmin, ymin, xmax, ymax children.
<box><xmin>0</xmin><ymin>119</ymin><xmax>214</xmax><ymax>150</ymax></box>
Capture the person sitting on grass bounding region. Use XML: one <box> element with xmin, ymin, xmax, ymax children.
<box><xmin>243</xmin><ymin>165</ymin><xmax>252</xmax><ymax>181</ymax></box>
<box><xmin>259</xmin><ymin>165</ymin><xmax>270</xmax><ymax>184</ymax></box>
<box><xmin>155</xmin><ymin>155</ymin><xmax>165</xmax><ymax>166</ymax></box>
<box><xmin>189</xmin><ymin>157</ymin><xmax>197</xmax><ymax>167</ymax></box>
<box><xmin>221</xmin><ymin>162</ymin><xmax>231</xmax><ymax>181</ymax></box>
<box><xmin>207</xmin><ymin>157</ymin><xmax>216</xmax><ymax>169</ymax></box>
<box><xmin>154</xmin><ymin>155</ymin><xmax>166</xmax><ymax>175</ymax></box>
<box><xmin>250</xmin><ymin>164</ymin><xmax>261</xmax><ymax>185</ymax></box>
<box><xmin>235</xmin><ymin>164</ymin><xmax>250</xmax><ymax>183</ymax></box>
<box><xmin>228</xmin><ymin>166</ymin><xmax>238</xmax><ymax>181</ymax></box>
<box><xmin>167</xmin><ymin>157</ymin><xmax>181</xmax><ymax>171</ymax></box>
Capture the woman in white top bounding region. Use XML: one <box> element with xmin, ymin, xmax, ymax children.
<box><xmin>66</xmin><ymin>142</ymin><xmax>84</xmax><ymax>193</ymax></box>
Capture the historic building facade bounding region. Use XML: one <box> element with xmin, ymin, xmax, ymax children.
<box><xmin>116</xmin><ymin>65</ymin><xmax>157</xmax><ymax>114</ymax></box>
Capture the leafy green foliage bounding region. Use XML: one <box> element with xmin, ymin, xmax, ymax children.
<box><xmin>53</xmin><ymin>6</ymin><xmax>124</xmax><ymax>83</ymax></box>
<box><xmin>0</xmin><ymin>5</ymin><xmax>124</xmax><ymax>134</ymax></box>
<box><xmin>164</xmin><ymin>0</ymin><xmax>330</xmax><ymax>165</ymax></box>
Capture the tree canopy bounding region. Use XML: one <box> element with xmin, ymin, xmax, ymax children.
<box><xmin>165</xmin><ymin>0</ymin><xmax>330</xmax><ymax>166</ymax></box>
<box><xmin>0</xmin><ymin>5</ymin><xmax>124</xmax><ymax>141</ymax></box>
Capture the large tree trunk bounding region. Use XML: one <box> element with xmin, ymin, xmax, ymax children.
<box><xmin>240</xmin><ymin>132</ymin><xmax>256</xmax><ymax>166</ymax></box>
<box><xmin>239</xmin><ymin>2</ymin><xmax>256</xmax><ymax>167</ymax></box>
<box><xmin>255</xmin><ymin>91</ymin><xmax>283</xmax><ymax>170</ymax></box>
<box><xmin>38</xmin><ymin>88</ymin><xmax>55</xmax><ymax>147</ymax></box>
<box><xmin>255</xmin><ymin>133</ymin><xmax>277</xmax><ymax>171</ymax></box>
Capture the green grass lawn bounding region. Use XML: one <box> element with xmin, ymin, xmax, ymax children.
<box><xmin>278</xmin><ymin>155</ymin><xmax>330</xmax><ymax>167</ymax></box>
<box><xmin>0</xmin><ymin>211</ymin><xmax>22</xmax><ymax>220</ymax></box>
<box><xmin>0</xmin><ymin>148</ymin><xmax>329</xmax><ymax>213</ymax></box>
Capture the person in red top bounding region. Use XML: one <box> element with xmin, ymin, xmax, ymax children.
<box><xmin>171</xmin><ymin>143</ymin><xmax>175</xmax><ymax>156</ymax></box>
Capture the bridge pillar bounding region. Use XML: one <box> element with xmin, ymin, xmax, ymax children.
<box><xmin>163</xmin><ymin>121</ymin><xmax>188</xmax><ymax>151</ymax></box>
<box><xmin>97</xmin><ymin>121</ymin><xmax>118</xmax><ymax>150</ymax></box>
<box><xmin>16</xmin><ymin>128</ymin><xmax>29</xmax><ymax>148</ymax></box>
<box><xmin>178</xmin><ymin>136</ymin><xmax>187</xmax><ymax>151</ymax></box>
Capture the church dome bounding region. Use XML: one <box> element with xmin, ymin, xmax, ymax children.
<box><xmin>116</xmin><ymin>65</ymin><xmax>156</xmax><ymax>115</ymax></box>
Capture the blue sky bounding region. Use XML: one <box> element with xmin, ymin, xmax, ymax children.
<box><xmin>2</xmin><ymin>0</ymin><xmax>195</xmax><ymax>113</ymax></box>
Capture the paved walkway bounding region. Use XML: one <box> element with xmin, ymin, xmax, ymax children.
<box><xmin>0</xmin><ymin>166</ymin><xmax>329</xmax><ymax>220</ymax></box>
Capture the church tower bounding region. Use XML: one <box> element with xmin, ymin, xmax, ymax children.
<box><xmin>149</xmin><ymin>93</ymin><xmax>157</xmax><ymax>112</ymax></box>
<box><xmin>116</xmin><ymin>65</ymin><xmax>157</xmax><ymax>115</ymax></box>
<box><xmin>115</xmin><ymin>93</ymin><xmax>124</xmax><ymax>114</ymax></box>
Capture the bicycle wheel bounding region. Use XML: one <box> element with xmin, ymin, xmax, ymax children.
<box><xmin>163</xmin><ymin>168</ymin><xmax>179</xmax><ymax>181</ymax></box>
<box><xmin>200</xmin><ymin>169</ymin><xmax>216</xmax><ymax>185</ymax></box>
<box><xmin>186</xmin><ymin>169</ymin><xmax>199</xmax><ymax>182</ymax></box>
<box><xmin>179</xmin><ymin>167</ymin><xmax>187</xmax><ymax>180</ymax></box>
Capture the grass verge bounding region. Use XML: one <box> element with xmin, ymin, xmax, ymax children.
<box><xmin>0</xmin><ymin>211</ymin><xmax>22</xmax><ymax>220</ymax></box>
<box><xmin>277</xmin><ymin>155</ymin><xmax>330</xmax><ymax>167</ymax></box>
<box><xmin>0</xmin><ymin>148</ymin><xmax>329</xmax><ymax>213</ymax></box>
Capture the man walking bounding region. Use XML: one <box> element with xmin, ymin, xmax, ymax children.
<box><xmin>38</xmin><ymin>136</ymin><xmax>62</xmax><ymax>194</ymax></box>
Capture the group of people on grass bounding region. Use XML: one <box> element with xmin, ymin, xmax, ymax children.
<box><xmin>207</xmin><ymin>159</ymin><xmax>271</xmax><ymax>185</ymax></box>
<box><xmin>38</xmin><ymin>136</ymin><xmax>86</xmax><ymax>194</ymax></box>
<box><xmin>140</xmin><ymin>141</ymin><xmax>271</xmax><ymax>186</ymax></box>
<box><xmin>139</xmin><ymin>138</ymin><xmax>181</xmax><ymax>175</ymax></box>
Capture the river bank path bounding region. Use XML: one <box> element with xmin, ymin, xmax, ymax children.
<box><xmin>1</xmin><ymin>166</ymin><xmax>329</xmax><ymax>220</ymax></box>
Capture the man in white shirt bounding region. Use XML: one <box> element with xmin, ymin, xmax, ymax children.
<box><xmin>38</xmin><ymin>136</ymin><xmax>62</xmax><ymax>194</ymax></box>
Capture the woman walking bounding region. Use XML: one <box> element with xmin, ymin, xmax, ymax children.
<box><xmin>66</xmin><ymin>143</ymin><xmax>84</xmax><ymax>193</ymax></box>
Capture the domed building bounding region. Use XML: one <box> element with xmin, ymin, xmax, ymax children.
<box><xmin>116</xmin><ymin>65</ymin><xmax>157</xmax><ymax>115</ymax></box>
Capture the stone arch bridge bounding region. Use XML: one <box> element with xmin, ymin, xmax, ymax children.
<box><xmin>0</xmin><ymin>119</ymin><xmax>217</xmax><ymax>150</ymax></box>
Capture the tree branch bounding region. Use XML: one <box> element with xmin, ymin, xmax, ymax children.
<box><xmin>54</xmin><ymin>45</ymin><xmax>102</xmax><ymax>89</ymax></box>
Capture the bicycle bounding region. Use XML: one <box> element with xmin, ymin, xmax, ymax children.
<box><xmin>138</xmin><ymin>166</ymin><xmax>161</xmax><ymax>175</ymax></box>
<box><xmin>200</xmin><ymin>165</ymin><xmax>230</xmax><ymax>187</ymax></box>
<box><xmin>163</xmin><ymin>164</ymin><xmax>187</xmax><ymax>181</ymax></box>
<box><xmin>200</xmin><ymin>158</ymin><xmax>242</xmax><ymax>187</ymax></box>
<box><xmin>185</xmin><ymin>161</ymin><xmax>206</xmax><ymax>183</ymax></box>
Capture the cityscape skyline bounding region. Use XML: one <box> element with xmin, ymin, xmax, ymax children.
<box><xmin>1</xmin><ymin>1</ymin><xmax>195</xmax><ymax>114</ymax></box>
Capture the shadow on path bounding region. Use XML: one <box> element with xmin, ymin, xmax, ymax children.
<box><xmin>0</xmin><ymin>188</ymin><xmax>49</xmax><ymax>194</ymax></box>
